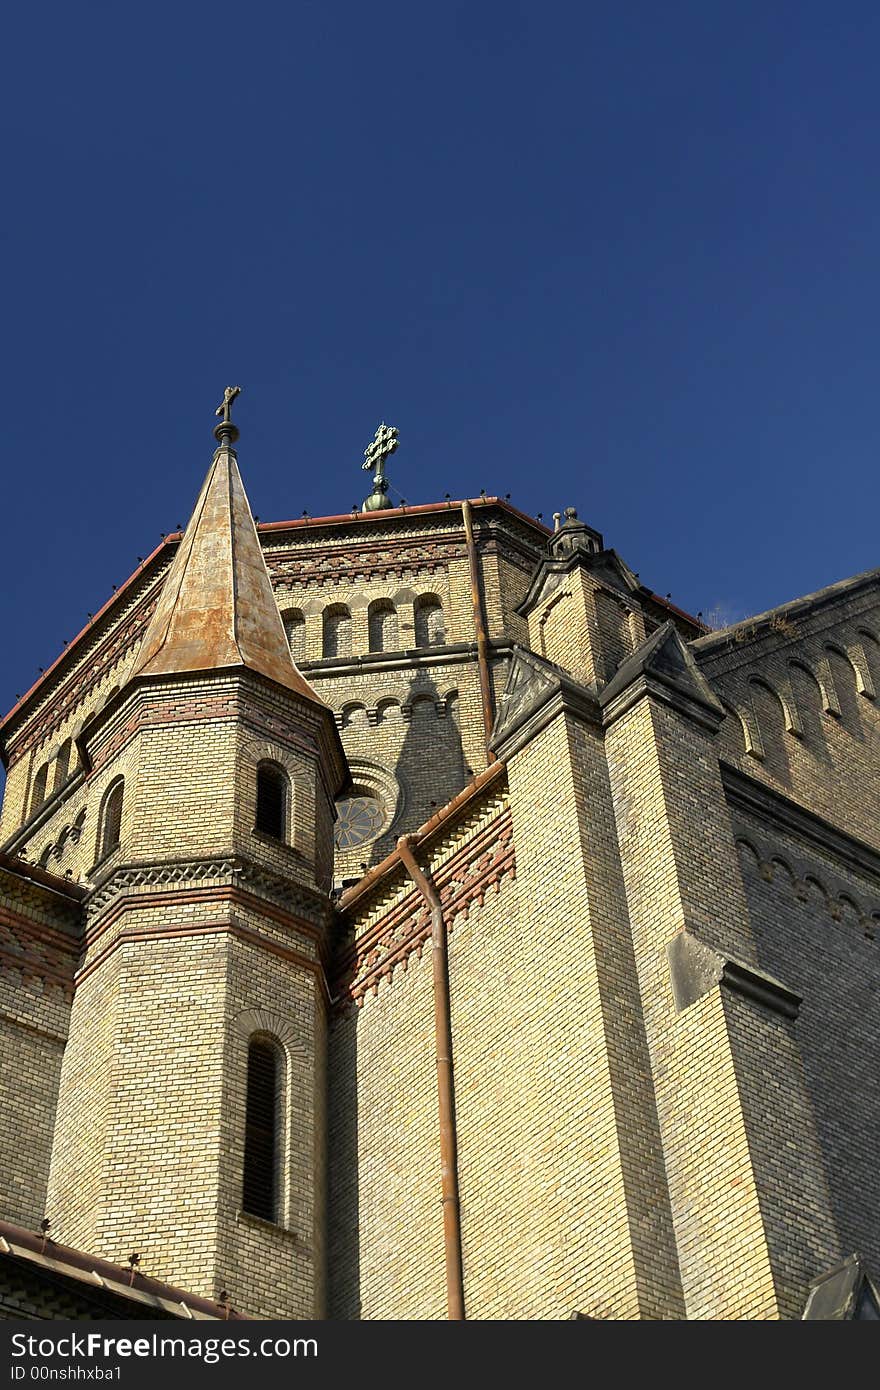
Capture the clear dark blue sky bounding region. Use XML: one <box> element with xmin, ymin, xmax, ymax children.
<box><xmin>2</xmin><ymin>1</ymin><xmax>880</xmax><ymax>723</ymax></box>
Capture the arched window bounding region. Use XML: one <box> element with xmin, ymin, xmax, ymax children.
<box><xmin>255</xmin><ymin>762</ymin><xmax>288</xmax><ymax>840</ymax></box>
<box><xmin>281</xmin><ymin>608</ymin><xmax>306</xmax><ymax>662</ymax></box>
<box><xmin>242</xmin><ymin>1036</ymin><xmax>282</xmax><ymax>1223</ymax></box>
<box><xmin>368</xmin><ymin>599</ymin><xmax>399</xmax><ymax>653</ymax></box>
<box><xmin>99</xmin><ymin>778</ymin><xmax>124</xmax><ymax>859</ymax></box>
<box><xmin>54</xmin><ymin>739</ymin><xmax>73</xmax><ymax>791</ymax></box>
<box><xmin>414</xmin><ymin>594</ymin><xmax>445</xmax><ymax>648</ymax></box>
<box><xmin>322</xmin><ymin>604</ymin><xmax>352</xmax><ymax>659</ymax></box>
<box><xmin>30</xmin><ymin>763</ymin><xmax>49</xmax><ymax>816</ymax></box>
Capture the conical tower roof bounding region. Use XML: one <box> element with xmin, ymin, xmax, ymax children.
<box><xmin>130</xmin><ymin>423</ymin><xmax>324</xmax><ymax>706</ymax></box>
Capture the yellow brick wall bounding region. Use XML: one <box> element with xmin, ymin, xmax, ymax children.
<box><xmin>0</xmin><ymin>870</ymin><xmax>78</xmax><ymax>1230</ymax></box>
<box><xmin>328</xmin><ymin>955</ymin><xmax>446</xmax><ymax>1319</ymax></box>
<box><xmin>604</xmin><ymin>693</ymin><xmax>839</xmax><ymax>1318</ymax></box>
<box><xmin>3</xmin><ymin>492</ymin><xmax>878</xmax><ymax>1322</ymax></box>
<box><xmin>332</xmin><ymin>734</ymin><xmax>683</xmax><ymax>1320</ymax></box>
<box><xmin>733</xmin><ymin>822</ymin><xmax>880</xmax><ymax>1279</ymax></box>
<box><xmin>0</xmin><ymin>1002</ymin><xmax>68</xmax><ymax>1228</ymax></box>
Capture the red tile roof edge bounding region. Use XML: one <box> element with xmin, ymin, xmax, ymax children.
<box><xmin>1</xmin><ymin>495</ymin><xmax>704</xmax><ymax>738</ymax></box>
<box><xmin>0</xmin><ymin>1219</ymin><xmax>247</xmax><ymax>1320</ymax></box>
<box><xmin>0</xmin><ymin>850</ymin><xmax>87</xmax><ymax>901</ymax></box>
<box><xmin>0</xmin><ymin>536</ymin><xmax>180</xmax><ymax>736</ymax></box>
<box><xmin>645</xmin><ymin>590</ymin><xmax>710</xmax><ymax>632</ymax></box>
<box><xmin>257</xmin><ymin>495</ymin><xmax>551</xmax><ymax>537</ymax></box>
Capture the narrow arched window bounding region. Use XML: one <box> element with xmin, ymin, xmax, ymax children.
<box><xmin>281</xmin><ymin>608</ymin><xmax>306</xmax><ymax>662</ymax></box>
<box><xmin>322</xmin><ymin>604</ymin><xmax>352</xmax><ymax>659</ymax></box>
<box><xmin>368</xmin><ymin>599</ymin><xmax>399</xmax><ymax>653</ymax></box>
<box><xmin>414</xmin><ymin>594</ymin><xmax>444</xmax><ymax>648</ymax></box>
<box><xmin>243</xmin><ymin>1037</ymin><xmax>281</xmax><ymax>1223</ymax></box>
<box><xmin>99</xmin><ymin>778</ymin><xmax>124</xmax><ymax>858</ymax></box>
<box><xmin>255</xmin><ymin>762</ymin><xmax>287</xmax><ymax>840</ymax></box>
<box><xmin>31</xmin><ymin>763</ymin><xmax>49</xmax><ymax>815</ymax></box>
<box><xmin>54</xmin><ymin>739</ymin><xmax>73</xmax><ymax>791</ymax></box>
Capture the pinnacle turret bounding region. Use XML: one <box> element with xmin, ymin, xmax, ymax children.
<box><xmin>130</xmin><ymin>390</ymin><xmax>323</xmax><ymax>704</ymax></box>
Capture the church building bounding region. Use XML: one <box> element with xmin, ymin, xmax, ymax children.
<box><xmin>0</xmin><ymin>392</ymin><xmax>877</xmax><ymax>1321</ymax></box>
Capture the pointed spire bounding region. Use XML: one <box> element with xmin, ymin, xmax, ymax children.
<box><xmin>130</xmin><ymin>390</ymin><xmax>324</xmax><ymax>705</ymax></box>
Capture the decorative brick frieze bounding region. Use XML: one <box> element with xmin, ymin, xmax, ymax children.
<box><xmin>265</xmin><ymin>514</ymin><xmax>542</xmax><ymax>593</ymax></box>
<box><xmin>85</xmin><ymin>854</ymin><xmax>331</xmax><ymax>929</ymax></box>
<box><xmin>3</xmin><ymin>591</ymin><xmax>161</xmax><ymax>763</ymax></box>
<box><xmin>268</xmin><ymin>539</ymin><xmax>456</xmax><ymax>589</ymax></box>
<box><xmin>732</xmin><ymin>821</ymin><xmax>880</xmax><ymax>940</ymax></box>
<box><xmin>334</xmin><ymin>809</ymin><xmax>516</xmax><ymax>1006</ymax></box>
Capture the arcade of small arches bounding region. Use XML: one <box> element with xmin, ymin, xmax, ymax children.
<box><xmin>334</xmin><ymin>688</ymin><xmax>460</xmax><ymax>731</ymax></box>
<box><xmin>27</xmin><ymin>683</ymin><xmax>124</xmax><ymax>820</ymax></box>
<box><xmin>37</xmin><ymin>807</ymin><xmax>87</xmax><ymax>871</ymax></box>
<box><xmin>735</xmin><ymin>834</ymin><xmax>880</xmax><ymax>942</ymax></box>
<box><xmin>718</xmin><ymin>628</ymin><xmax>880</xmax><ymax>763</ymax></box>
<box><xmin>280</xmin><ymin>593</ymin><xmax>446</xmax><ymax>662</ymax></box>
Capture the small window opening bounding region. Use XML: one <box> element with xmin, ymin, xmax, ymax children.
<box><xmin>256</xmin><ymin>763</ymin><xmax>287</xmax><ymax>840</ymax></box>
<box><xmin>242</xmin><ymin>1038</ymin><xmax>280</xmax><ymax>1223</ymax></box>
<box><xmin>31</xmin><ymin>763</ymin><xmax>49</xmax><ymax>815</ymax></box>
<box><xmin>100</xmin><ymin>779</ymin><xmax>124</xmax><ymax>858</ymax></box>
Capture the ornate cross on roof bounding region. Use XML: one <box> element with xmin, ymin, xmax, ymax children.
<box><xmin>215</xmin><ymin>385</ymin><xmax>242</xmax><ymax>424</ymax></box>
<box><xmin>360</xmin><ymin>422</ymin><xmax>399</xmax><ymax>513</ymax></box>
<box><xmin>362</xmin><ymin>422</ymin><xmax>399</xmax><ymax>480</ymax></box>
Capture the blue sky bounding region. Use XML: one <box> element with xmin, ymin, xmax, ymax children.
<box><xmin>2</xmin><ymin>1</ymin><xmax>880</xmax><ymax>724</ymax></box>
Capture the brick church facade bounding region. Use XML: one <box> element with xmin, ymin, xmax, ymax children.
<box><xmin>0</xmin><ymin>402</ymin><xmax>878</xmax><ymax>1320</ymax></box>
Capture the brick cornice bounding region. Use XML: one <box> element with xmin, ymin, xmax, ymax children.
<box><xmin>78</xmin><ymin>679</ymin><xmax>331</xmax><ymax>781</ymax></box>
<box><xmin>83</xmin><ymin>881</ymin><xmax>324</xmax><ymax>953</ymax></box>
<box><xmin>0</xmin><ymin>851</ymin><xmax>86</xmax><ymax>905</ymax></box>
<box><xmin>85</xmin><ymin>854</ymin><xmax>331</xmax><ymax>929</ymax></box>
<box><xmin>300</xmin><ymin>639</ymin><xmax>514</xmax><ymax>682</ymax></box>
<box><xmin>721</xmin><ymin>762</ymin><xmax>880</xmax><ymax>883</ymax></box>
<box><xmin>600</xmin><ymin>669</ymin><xmax>725</xmax><ymax>734</ymax></box>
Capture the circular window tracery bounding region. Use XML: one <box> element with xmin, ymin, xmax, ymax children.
<box><xmin>334</xmin><ymin>793</ymin><xmax>386</xmax><ymax>849</ymax></box>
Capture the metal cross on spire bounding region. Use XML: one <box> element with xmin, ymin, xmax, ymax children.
<box><xmin>213</xmin><ymin>386</ymin><xmax>242</xmax><ymax>446</ymax></box>
<box><xmin>361</xmin><ymin>422</ymin><xmax>399</xmax><ymax>511</ymax></box>
<box><xmin>215</xmin><ymin>385</ymin><xmax>242</xmax><ymax>424</ymax></box>
<box><xmin>362</xmin><ymin>422</ymin><xmax>399</xmax><ymax>479</ymax></box>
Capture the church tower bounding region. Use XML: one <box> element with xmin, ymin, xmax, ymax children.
<box><xmin>45</xmin><ymin>395</ymin><xmax>348</xmax><ymax>1318</ymax></box>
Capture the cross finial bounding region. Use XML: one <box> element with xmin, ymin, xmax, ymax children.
<box><xmin>362</xmin><ymin>422</ymin><xmax>399</xmax><ymax>477</ymax></box>
<box><xmin>215</xmin><ymin>385</ymin><xmax>241</xmax><ymax>424</ymax></box>
<box><xmin>361</xmin><ymin>422</ymin><xmax>399</xmax><ymax>512</ymax></box>
<box><xmin>213</xmin><ymin>386</ymin><xmax>242</xmax><ymax>446</ymax></box>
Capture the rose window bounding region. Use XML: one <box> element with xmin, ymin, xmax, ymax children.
<box><xmin>334</xmin><ymin>794</ymin><xmax>386</xmax><ymax>849</ymax></box>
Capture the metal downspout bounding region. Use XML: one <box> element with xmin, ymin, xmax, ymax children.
<box><xmin>461</xmin><ymin>499</ymin><xmax>497</xmax><ymax>763</ymax></box>
<box><xmin>397</xmin><ymin>834</ymin><xmax>466</xmax><ymax>1320</ymax></box>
